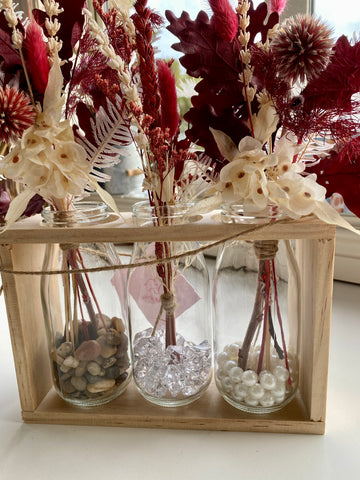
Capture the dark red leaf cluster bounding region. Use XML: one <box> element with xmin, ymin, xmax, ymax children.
<box><xmin>166</xmin><ymin>3</ymin><xmax>279</xmax><ymax>161</ymax></box>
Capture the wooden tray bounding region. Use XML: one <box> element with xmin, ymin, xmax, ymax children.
<box><xmin>0</xmin><ymin>213</ymin><xmax>335</xmax><ymax>434</ymax></box>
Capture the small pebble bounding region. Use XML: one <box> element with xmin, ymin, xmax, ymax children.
<box><xmin>111</xmin><ymin>316</ymin><xmax>125</xmax><ymax>333</ymax></box>
<box><xmin>87</xmin><ymin>361</ymin><xmax>104</xmax><ymax>377</ymax></box>
<box><xmin>87</xmin><ymin>378</ymin><xmax>116</xmax><ymax>394</ymax></box>
<box><xmin>75</xmin><ymin>340</ymin><xmax>101</xmax><ymax>361</ymax></box>
<box><xmin>105</xmin><ymin>365</ymin><xmax>121</xmax><ymax>380</ymax></box>
<box><xmin>60</xmin><ymin>364</ymin><xmax>72</xmax><ymax>373</ymax></box>
<box><xmin>95</xmin><ymin>313</ymin><xmax>111</xmax><ymax>328</ymax></box>
<box><xmin>62</xmin><ymin>380</ymin><xmax>77</xmax><ymax>394</ymax></box>
<box><xmin>103</xmin><ymin>357</ymin><xmax>117</xmax><ymax>369</ymax></box>
<box><xmin>105</xmin><ymin>329</ymin><xmax>124</xmax><ymax>346</ymax></box>
<box><xmin>115</xmin><ymin>353</ymin><xmax>130</xmax><ymax>371</ymax></box>
<box><xmin>85</xmin><ymin>372</ymin><xmax>102</xmax><ymax>384</ymax></box>
<box><xmin>63</xmin><ymin>355</ymin><xmax>79</xmax><ymax>369</ymax></box>
<box><xmin>97</xmin><ymin>336</ymin><xmax>117</xmax><ymax>358</ymax></box>
<box><xmin>74</xmin><ymin>362</ymin><xmax>88</xmax><ymax>377</ymax></box>
<box><xmin>56</xmin><ymin>342</ymin><xmax>73</xmax><ymax>358</ymax></box>
<box><xmin>71</xmin><ymin>376</ymin><xmax>88</xmax><ymax>392</ymax></box>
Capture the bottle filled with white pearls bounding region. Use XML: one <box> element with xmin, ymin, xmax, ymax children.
<box><xmin>212</xmin><ymin>204</ymin><xmax>300</xmax><ymax>413</ymax></box>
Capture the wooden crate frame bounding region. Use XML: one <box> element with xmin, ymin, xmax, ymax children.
<box><xmin>0</xmin><ymin>212</ymin><xmax>335</xmax><ymax>434</ymax></box>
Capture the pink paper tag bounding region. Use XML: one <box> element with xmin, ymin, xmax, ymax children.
<box><xmin>111</xmin><ymin>252</ymin><xmax>200</xmax><ymax>326</ymax></box>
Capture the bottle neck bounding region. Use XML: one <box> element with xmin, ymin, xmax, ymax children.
<box><xmin>220</xmin><ymin>203</ymin><xmax>284</xmax><ymax>224</ymax></box>
<box><xmin>41</xmin><ymin>202</ymin><xmax>109</xmax><ymax>227</ymax></box>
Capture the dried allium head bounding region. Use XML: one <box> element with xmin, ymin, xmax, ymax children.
<box><xmin>271</xmin><ymin>14</ymin><xmax>334</xmax><ymax>83</ymax></box>
<box><xmin>0</xmin><ymin>86</ymin><xmax>35</xmax><ymax>144</ymax></box>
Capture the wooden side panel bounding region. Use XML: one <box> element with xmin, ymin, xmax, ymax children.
<box><xmin>298</xmin><ymin>237</ymin><xmax>335</xmax><ymax>422</ymax></box>
<box><xmin>0</xmin><ymin>243</ymin><xmax>51</xmax><ymax>412</ymax></box>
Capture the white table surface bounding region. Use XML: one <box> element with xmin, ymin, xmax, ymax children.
<box><xmin>1</xmin><ymin>279</ymin><xmax>360</xmax><ymax>480</ymax></box>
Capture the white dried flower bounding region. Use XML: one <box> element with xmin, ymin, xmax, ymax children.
<box><xmin>11</xmin><ymin>28</ymin><xmax>23</xmax><ymax>48</ymax></box>
<box><xmin>43</xmin><ymin>0</ymin><xmax>63</xmax><ymax>17</ymax></box>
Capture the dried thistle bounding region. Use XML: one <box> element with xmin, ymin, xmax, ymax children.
<box><xmin>0</xmin><ymin>85</ymin><xmax>35</xmax><ymax>144</ymax></box>
<box><xmin>271</xmin><ymin>14</ymin><xmax>334</xmax><ymax>83</ymax></box>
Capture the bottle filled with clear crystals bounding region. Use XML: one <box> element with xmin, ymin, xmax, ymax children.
<box><xmin>127</xmin><ymin>202</ymin><xmax>213</xmax><ymax>407</ymax></box>
<box><xmin>213</xmin><ymin>204</ymin><xmax>300</xmax><ymax>413</ymax></box>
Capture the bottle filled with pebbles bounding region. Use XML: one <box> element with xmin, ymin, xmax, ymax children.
<box><xmin>41</xmin><ymin>203</ymin><xmax>131</xmax><ymax>406</ymax></box>
<box><xmin>213</xmin><ymin>204</ymin><xmax>300</xmax><ymax>413</ymax></box>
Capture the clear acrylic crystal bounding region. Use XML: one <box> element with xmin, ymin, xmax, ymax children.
<box><xmin>133</xmin><ymin>327</ymin><xmax>211</xmax><ymax>399</ymax></box>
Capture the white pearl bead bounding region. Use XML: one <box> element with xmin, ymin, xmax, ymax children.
<box><xmin>274</xmin><ymin>394</ymin><xmax>285</xmax><ymax>404</ymax></box>
<box><xmin>221</xmin><ymin>376</ymin><xmax>233</xmax><ymax>393</ymax></box>
<box><xmin>233</xmin><ymin>383</ymin><xmax>248</xmax><ymax>400</ymax></box>
<box><xmin>229</xmin><ymin>366</ymin><xmax>243</xmax><ymax>383</ymax></box>
<box><xmin>273</xmin><ymin>365</ymin><xmax>290</xmax><ymax>382</ymax></box>
<box><xmin>259</xmin><ymin>372</ymin><xmax>276</xmax><ymax>390</ymax></box>
<box><xmin>245</xmin><ymin>395</ymin><xmax>259</xmax><ymax>406</ymax></box>
<box><xmin>223</xmin><ymin>360</ymin><xmax>238</xmax><ymax>374</ymax></box>
<box><xmin>248</xmin><ymin>384</ymin><xmax>265</xmax><ymax>400</ymax></box>
<box><xmin>260</xmin><ymin>392</ymin><xmax>275</xmax><ymax>407</ymax></box>
<box><xmin>272</xmin><ymin>381</ymin><xmax>286</xmax><ymax>397</ymax></box>
<box><xmin>224</xmin><ymin>343</ymin><xmax>240</xmax><ymax>359</ymax></box>
<box><xmin>217</xmin><ymin>351</ymin><xmax>229</xmax><ymax>367</ymax></box>
<box><xmin>242</xmin><ymin>370</ymin><xmax>258</xmax><ymax>387</ymax></box>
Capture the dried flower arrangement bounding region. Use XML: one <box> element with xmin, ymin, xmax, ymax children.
<box><xmin>167</xmin><ymin>0</ymin><xmax>360</xmax><ymax>226</ymax></box>
<box><xmin>165</xmin><ymin>0</ymin><xmax>360</xmax><ymax>410</ymax></box>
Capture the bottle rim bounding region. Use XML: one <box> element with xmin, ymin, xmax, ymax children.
<box><xmin>221</xmin><ymin>203</ymin><xmax>285</xmax><ymax>224</ymax></box>
<box><xmin>41</xmin><ymin>201</ymin><xmax>109</xmax><ymax>226</ymax></box>
<box><xmin>132</xmin><ymin>201</ymin><xmax>194</xmax><ymax>220</ymax></box>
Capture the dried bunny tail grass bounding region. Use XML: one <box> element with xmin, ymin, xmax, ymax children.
<box><xmin>209</xmin><ymin>0</ymin><xmax>238</xmax><ymax>42</ymax></box>
<box><xmin>23</xmin><ymin>19</ymin><xmax>50</xmax><ymax>94</ymax></box>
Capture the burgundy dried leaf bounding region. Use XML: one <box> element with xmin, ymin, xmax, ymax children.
<box><xmin>166</xmin><ymin>3</ymin><xmax>278</xmax><ymax>159</ymax></box>
<box><xmin>302</xmin><ymin>36</ymin><xmax>360</xmax><ymax>112</ymax></box>
<box><xmin>0</xmin><ymin>12</ymin><xmax>24</xmax><ymax>82</ymax></box>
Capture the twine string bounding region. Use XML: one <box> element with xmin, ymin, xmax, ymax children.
<box><xmin>253</xmin><ymin>239</ymin><xmax>279</xmax><ymax>260</ymax></box>
<box><xmin>0</xmin><ymin>217</ymin><xmax>301</xmax><ymax>276</ymax></box>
